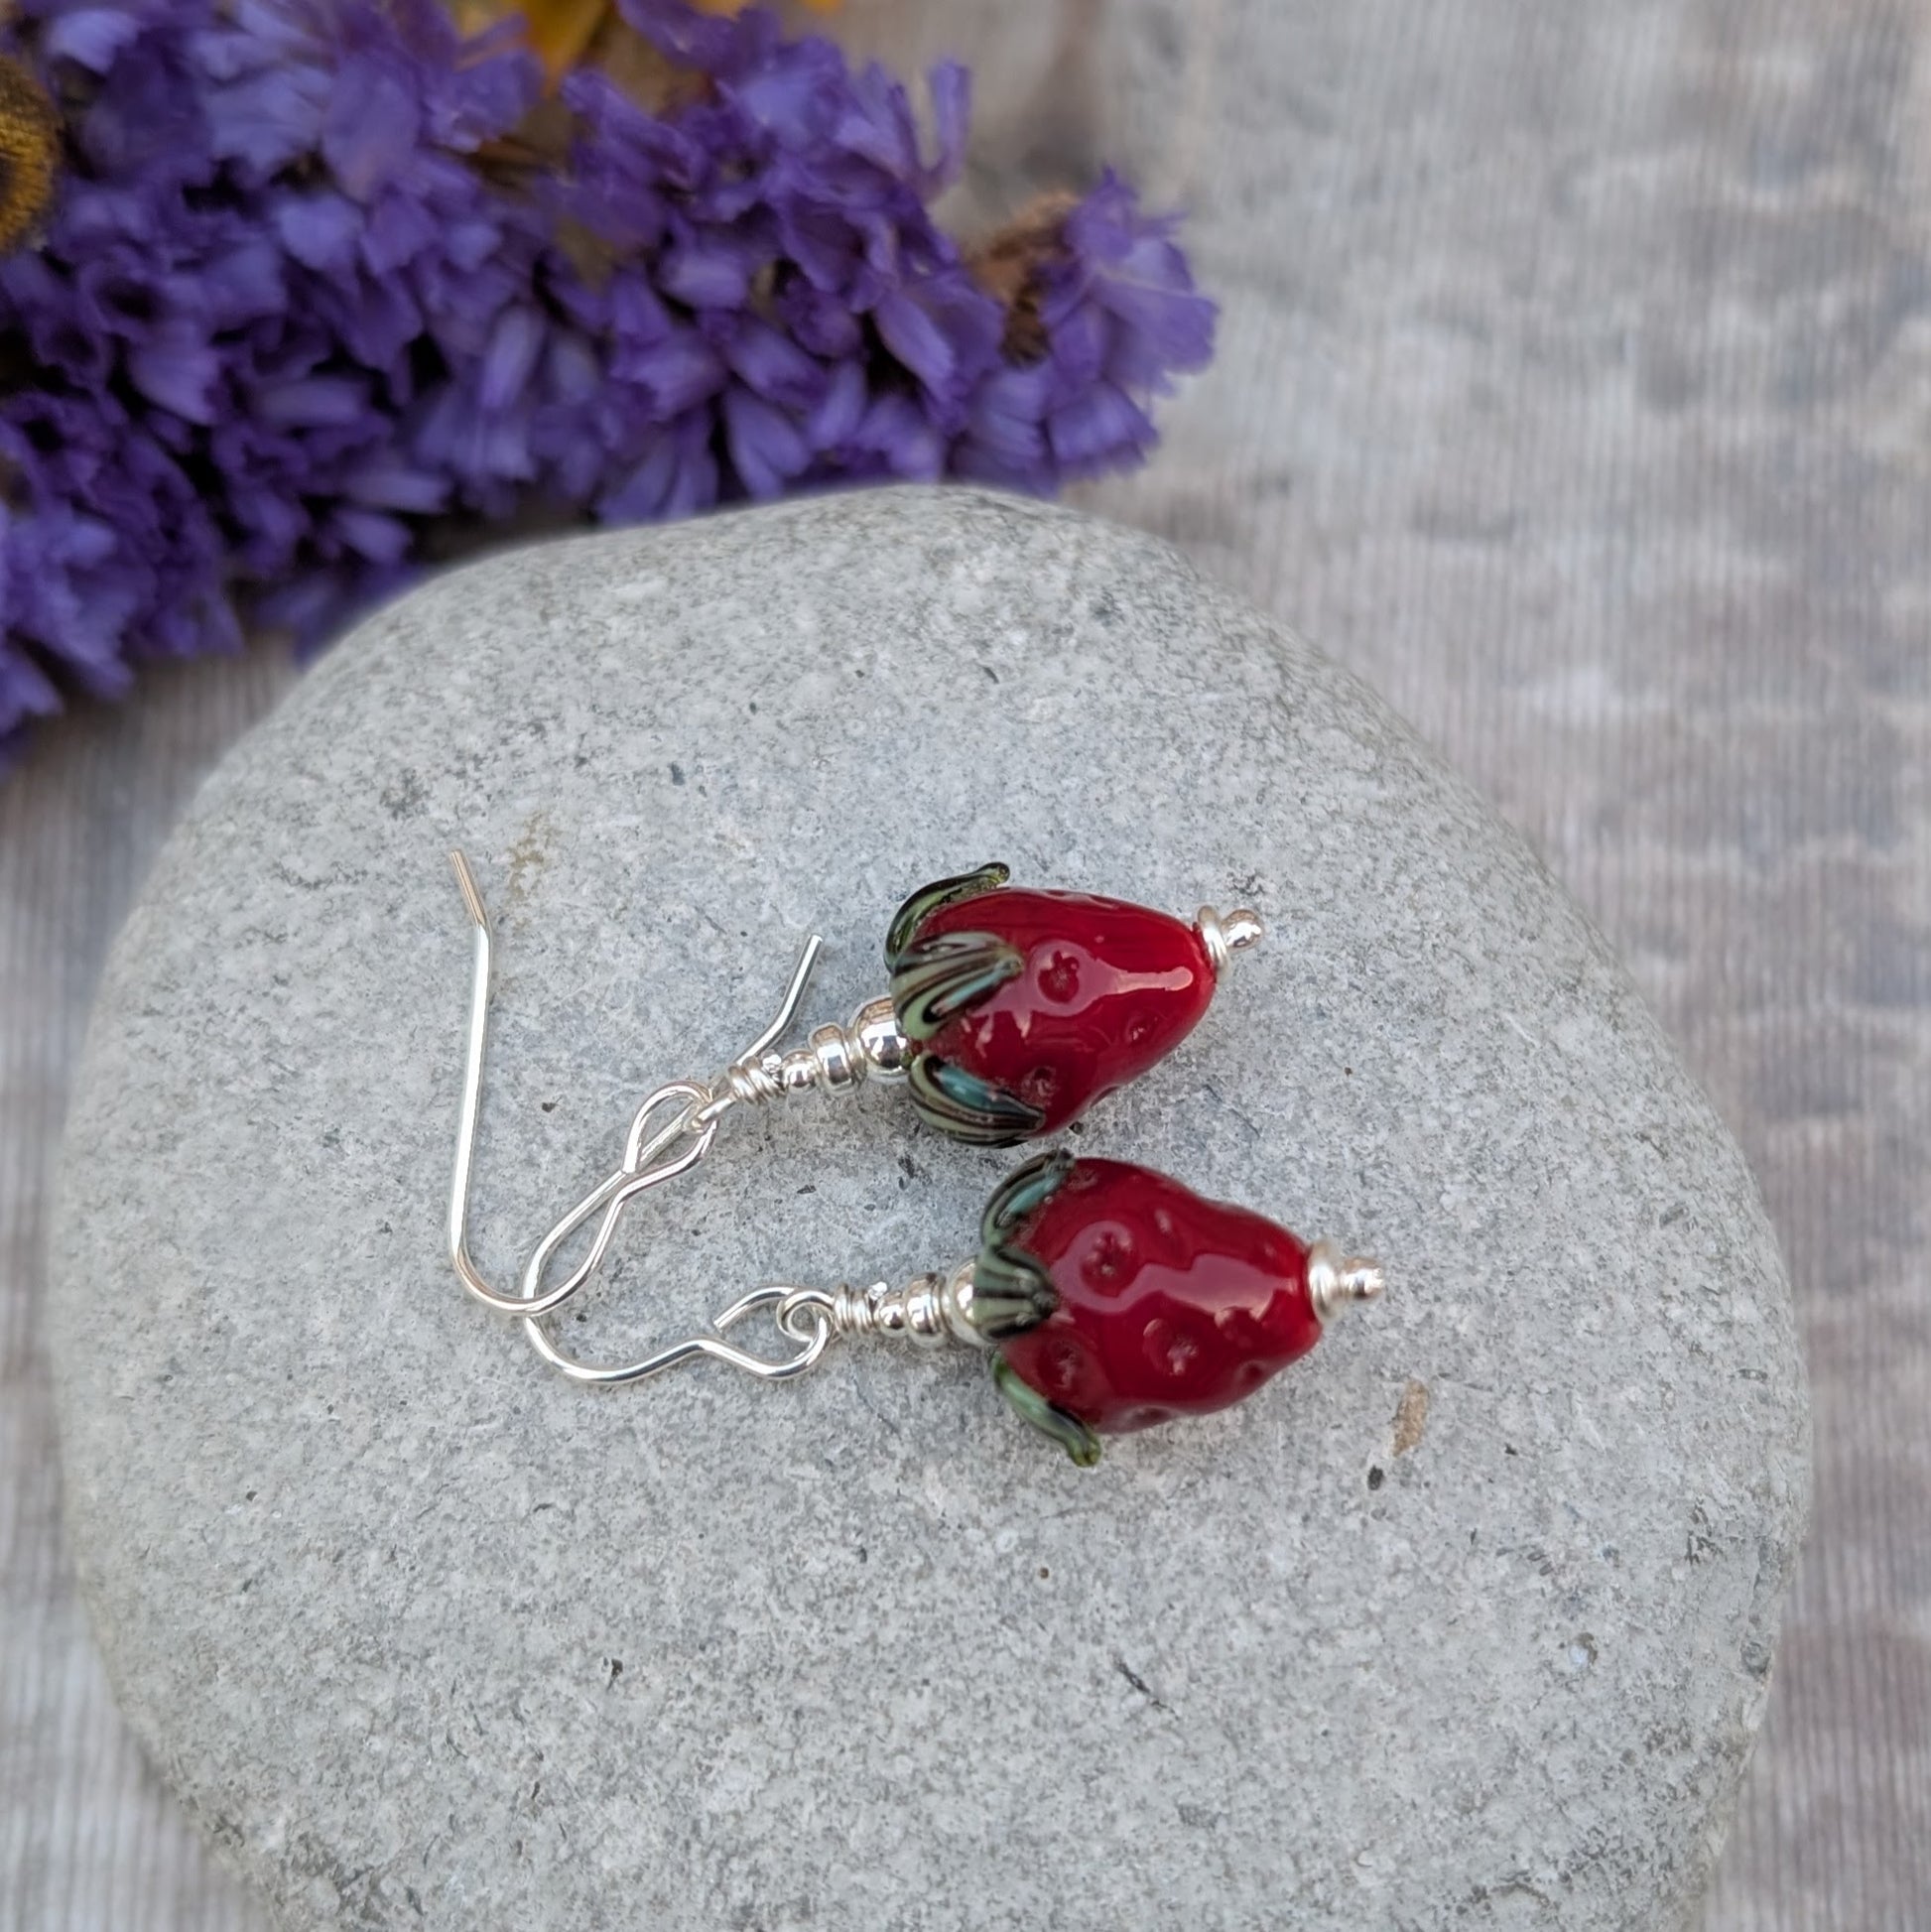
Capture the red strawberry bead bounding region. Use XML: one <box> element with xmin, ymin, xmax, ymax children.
<box><xmin>1000</xmin><ymin>1156</ymin><xmax>1318</xmax><ymax>1428</ymax></box>
<box><xmin>972</xmin><ymin>1154</ymin><xmax>1381</xmax><ymax>1463</ymax></box>
<box><xmin>887</xmin><ymin>866</ymin><xmax>1242</xmax><ymax>1144</ymax></box>
<box><xmin>920</xmin><ymin>889</ymin><xmax>1212</xmax><ymax>1132</ymax></box>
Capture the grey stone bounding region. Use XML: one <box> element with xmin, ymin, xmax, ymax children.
<box><xmin>49</xmin><ymin>485</ymin><xmax>1807</xmax><ymax>1931</ymax></box>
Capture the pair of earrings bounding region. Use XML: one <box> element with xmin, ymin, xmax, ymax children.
<box><xmin>447</xmin><ymin>857</ymin><xmax>1382</xmax><ymax>1466</ymax></box>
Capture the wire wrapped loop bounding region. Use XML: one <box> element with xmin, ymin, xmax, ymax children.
<box><xmin>446</xmin><ymin>850</ymin><xmax>926</xmax><ymax>1390</ymax></box>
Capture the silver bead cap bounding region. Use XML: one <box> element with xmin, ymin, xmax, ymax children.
<box><xmin>1307</xmin><ymin>1238</ymin><xmax>1385</xmax><ymax>1325</ymax></box>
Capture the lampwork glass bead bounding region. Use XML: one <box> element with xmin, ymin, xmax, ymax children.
<box><xmin>886</xmin><ymin>865</ymin><xmax>1219</xmax><ymax>1144</ymax></box>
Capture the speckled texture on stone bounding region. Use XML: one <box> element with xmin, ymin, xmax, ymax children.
<box><xmin>48</xmin><ymin>487</ymin><xmax>1807</xmax><ymax>1931</ymax></box>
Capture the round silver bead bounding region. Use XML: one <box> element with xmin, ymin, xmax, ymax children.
<box><xmin>849</xmin><ymin>993</ymin><xmax>913</xmax><ymax>1081</ymax></box>
<box><xmin>777</xmin><ymin>1048</ymin><xmax>821</xmax><ymax>1094</ymax></box>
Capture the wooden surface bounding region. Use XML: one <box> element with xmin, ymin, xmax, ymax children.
<box><xmin>3</xmin><ymin>0</ymin><xmax>1927</xmax><ymax>1924</ymax></box>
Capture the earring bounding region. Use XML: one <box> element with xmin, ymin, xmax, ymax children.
<box><xmin>447</xmin><ymin>854</ymin><xmax>1263</xmax><ymax>1323</ymax></box>
<box><xmin>506</xmin><ymin>1145</ymin><xmax>1384</xmax><ymax>1469</ymax></box>
<box><xmin>885</xmin><ymin>864</ymin><xmax>1264</xmax><ymax>1142</ymax></box>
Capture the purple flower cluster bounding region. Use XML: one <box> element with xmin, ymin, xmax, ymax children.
<box><xmin>0</xmin><ymin>0</ymin><xmax>1216</xmax><ymax>763</ymax></box>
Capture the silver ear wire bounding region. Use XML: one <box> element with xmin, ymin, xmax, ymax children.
<box><xmin>446</xmin><ymin>850</ymin><xmax>916</xmax><ymax>1383</ymax></box>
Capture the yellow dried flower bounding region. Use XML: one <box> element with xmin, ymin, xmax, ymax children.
<box><xmin>502</xmin><ymin>0</ymin><xmax>844</xmax><ymax>91</ymax></box>
<box><xmin>517</xmin><ymin>0</ymin><xmax>611</xmax><ymax>85</ymax></box>
<box><xmin>0</xmin><ymin>56</ymin><xmax>59</xmax><ymax>255</ymax></box>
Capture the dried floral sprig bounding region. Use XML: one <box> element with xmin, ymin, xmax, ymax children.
<box><xmin>0</xmin><ymin>56</ymin><xmax>59</xmax><ymax>252</ymax></box>
<box><xmin>0</xmin><ymin>0</ymin><xmax>1215</xmax><ymax>765</ymax></box>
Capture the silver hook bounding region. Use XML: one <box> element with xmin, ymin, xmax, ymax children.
<box><xmin>446</xmin><ymin>849</ymin><xmax>824</xmax><ymax>1327</ymax></box>
<box><xmin>522</xmin><ymin>1283</ymin><xmax>836</xmax><ymax>1387</ymax></box>
<box><xmin>445</xmin><ymin>852</ymin><xmax>974</xmax><ymax>1389</ymax></box>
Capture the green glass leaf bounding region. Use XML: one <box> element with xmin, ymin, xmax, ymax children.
<box><xmin>890</xmin><ymin>930</ymin><xmax>1024</xmax><ymax>1042</ymax></box>
<box><xmin>967</xmin><ymin>1240</ymin><xmax>1058</xmax><ymax>1339</ymax></box>
<box><xmin>992</xmin><ymin>1357</ymin><xmax>1102</xmax><ymax>1468</ymax></box>
<box><xmin>981</xmin><ymin>1146</ymin><xmax>1075</xmax><ymax>1244</ymax></box>
<box><xmin>907</xmin><ymin>1053</ymin><xmax>1044</xmax><ymax>1146</ymax></box>
<box><xmin>884</xmin><ymin>862</ymin><xmax>1011</xmax><ymax>968</ymax></box>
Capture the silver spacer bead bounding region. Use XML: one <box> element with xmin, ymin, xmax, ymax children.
<box><xmin>1197</xmin><ymin>905</ymin><xmax>1266</xmax><ymax>974</ymax></box>
<box><xmin>821</xmin><ymin>1260</ymin><xmax>985</xmax><ymax>1351</ymax></box>
<box><xmin>1306</xmin><ymin>1238</ymin><xmax>1385</xmax><ymax>1325</ymax></box>
<box><xmin>711</xmin><ymin>991</ymin><xmax>912</xmax><ymax>1111</ymax></box>
<box><xmin>806</xmin><ymin>1021</ymin><xmax>863</xmax><ymax>1092</ymax></box>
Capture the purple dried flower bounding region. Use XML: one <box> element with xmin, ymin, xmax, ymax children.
<box><xmin>544</xmin><ymin>1</ymin><xmax>1006</xmax><ymax>501</ymax></box>
<box><xmin>0</xmin><ymin>0</ymin><xmax>556</xmax><ymax>753</ymax></box>
<box><xmin>0</xmin><ymin>0</ymin><xmax>1214</xmax><ymax>768</ymax></box>
<box><xmin>951</xmin><ymin>172</ymin><xmax>1216</xmax><ymax>488</ymax></box>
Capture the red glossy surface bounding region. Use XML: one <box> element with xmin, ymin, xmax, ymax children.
<box><xmin>997</xmin><ymin>1159</ymin><xmax>1321</xmax><ymax>1434</ymax></box>
<box><xmin>917</xmin><ymin>888</ymin><xmax>1216</xmax><ymax>1134</ymax></box>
